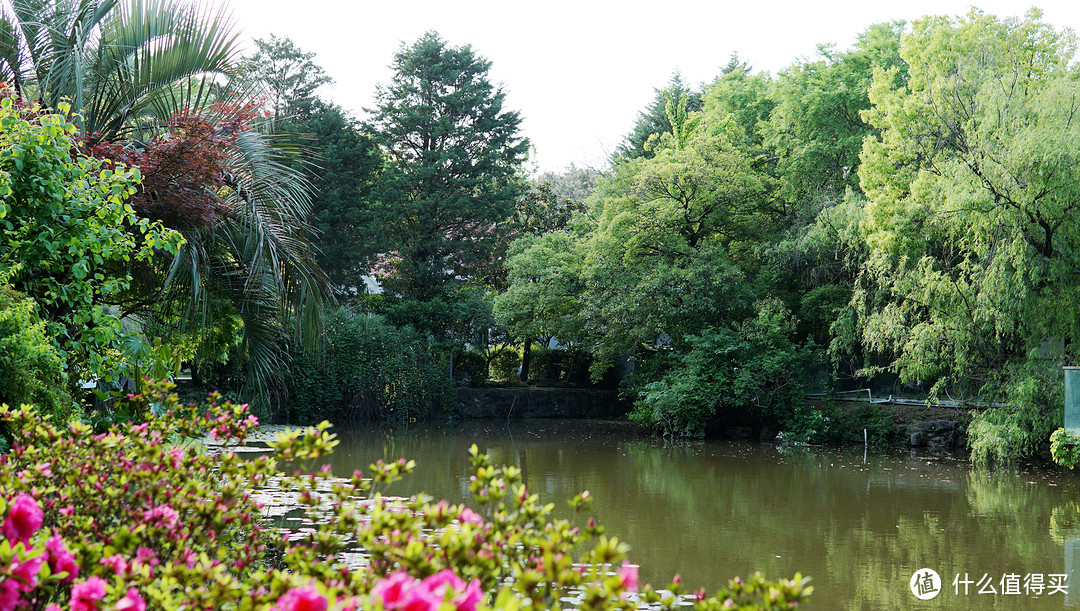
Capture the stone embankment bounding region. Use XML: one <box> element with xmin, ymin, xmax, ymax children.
<box><xmin>451</xmin><ymin>387</ymin><xmax>626</xmax><ymax>419</ymax></box>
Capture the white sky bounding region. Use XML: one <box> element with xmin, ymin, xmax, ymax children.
<box><xmin>216</xmin><ymin>0</ymin><xmax>1080</xmax><ymax>173</ymax></box>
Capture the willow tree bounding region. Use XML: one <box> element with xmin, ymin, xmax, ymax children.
<box><xmin>844</xmin><ymin>9</ymin><xmax>1080</xmax><ymax>461</ymax></box>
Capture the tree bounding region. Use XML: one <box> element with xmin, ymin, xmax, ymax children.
<box><xmin>760</xmin><ymin>21</ymin><xmax>906</xmax><ymax>211</ymax></box>
<box><xmin>240</xmin><ymin>34</ymin><xmax>332</xmax><ymax>121</ymax></box>
<box><xmin>299</xmin><ymin>102</ymin><xmax>385</xmax><ymax>295</ymax></box>
<box><xmin>614</xmin><ymin>73</ymin><xmax>703</xmax><ymax>162</ymax></box>
<box><xmin>0</xmin><ymin>0</ymin><xmax>237</xmax><ymax>142</ymax></box>
<box><xmin>845</xmin><ymin>9</ymin><xmax>1080</xmax><ymax>461</ymax></box>
<box><xmin>365</xmin><ymin>30</ymin><xmax>529</xmax><ymax>305</ymax></box>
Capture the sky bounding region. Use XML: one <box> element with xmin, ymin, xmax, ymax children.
<box><xmin>215</xmin><ymin>0</ymin><xmax>1080</xmax><ymax>173</ymax></box>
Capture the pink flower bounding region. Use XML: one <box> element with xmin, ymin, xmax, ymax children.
<box><xmin>114</xmin><ymin>588</ymin><xmax>145</xmax><ymax>611</ymax></box>
<box><xmin>273</xmin><ymin>585</ymin><xmax>326</xmax><ymax>611</ymax></box>
<box><xmin>142</xmin><ymin>505</ymin><xmax>178</xmax><ymax>530</ymax></box>
<box><xmin>619</xmin><ymin>561</ymin><xmax>639</xmax><ymax>593</ymax></box>
<box><xmin>371</xmin><ymin>572</ymin><xmax>419</xmax><ymax>610</ymax></box>
<box><xmin>2</xmin><ymin>493</ymin><xmax>43</xmax><ymax>544</ymax></box>
<box><xmin>134</xmin><ymin>547</ymin><xmax>158</xmax><ymax>567</ymax></box>
<box><xmin>399</xmin><ymin>585</ymin><xmax>442</xmax><ymax>611</ymax></box>
<box><xmin>453</xmin><ymin>579</ymin><xmax>483</xmax><ymax>611</ymax></box>
<box><xmin>0</xmin><ymin>580</ymin><xmax>20</xmax><ymax>611</ymax></box>
<box><xmin>458</xmin><ymin>508</ymin><xmax>482</xmax><ymax>525</ymax></box>
<box><xmin>46</xmin><ymin>534</ymin><xmax>78</xmax><ymax>581</ymax></box>
<box><xmin>100</xmin><ymin>554</ymin><xmax>128</xmax><ymax>577</ymax></box>
<box><xmin>71</xmin><ymin>576</ymin><xmax>107</xmax><ymax>611</ymax></box>
<box><xmin>422</xmin><ymin>569</ymin><xmax>465</xmax><ymax>596</ymax></box>
<box><xmin>11</xmin><ymin>553</ymin><xmax>44</xmax><ymax>592</ymax></box>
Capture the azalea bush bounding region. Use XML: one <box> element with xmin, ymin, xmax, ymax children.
<box><xmin>0</xmin><ymin>380</ymin><xmax>812</xmax><ymax>610</ymax></box>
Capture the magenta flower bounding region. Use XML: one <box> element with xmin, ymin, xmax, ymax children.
<box><xmin>11</xmin><ymin>554</ymin><xmax>44</xmax><ymax>592</ymax></box>
<box><xmin>46</xmin><ymin>534</ymin><xmax>78</xmax><ymax>581</ymax></box>
<box><xmin>0</xmin><ymin>580</ymin><xmax>20</xmax><ymax>611</ymax></box>
<box><xmin>273</xmin><ymin>585</ymin><xmax>327</xmax><ymax>611</ymax></box>
<box><xmin>133</xmin><ymin>547</ymin><xmax>158</xmax><ymax>567</ymax></box>
<box><xmin>371</xmin><ymin>571</ymin><xmax>419</xmax><ymax>609</ymax></box>
<box><xmin>453</xmin><ymin>579</ymin><xmax>483</xmax><ymax>611</ymax></box>
<box><xmin>141</xmin><ymin>505</ymin><xmax>178</xmax><ymax>530</ymax></box>
<box><xmin>422</xmin><ymin>569</ymin><xmax>465</xmax><ymax>595</ymax></box>
<box><xmin>399</xmin><ymin>585</ymin><xmax>443</xmax><ymax>611</ymax></box>
<box><xmin>100</xmin><ymin>554</ymin><xmax>128</xmax><ymax>577</ymax></box>
<box><xmin>114</xmin><ymin>588</ymin><xmax>146</xmax><ymax>611</ymax></box>
<box><xmin>619</xmin><ymin>561</ymin><xmax>639</xmax><ymax>593</ymax></box>
<box><xmin>71</xmin><ymin>576</ymin><xmax>107</xmax><ymax>611</ymax></box>
<box><xmin>2</xmin><ymin>493</ymin><xmax>43</xmax><ymax>544</ymax></box>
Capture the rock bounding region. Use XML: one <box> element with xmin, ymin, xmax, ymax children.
<box><xmin>908</xmin><ymin>420</ymin><xmax>962</xmax><ymax>449</ymax></box>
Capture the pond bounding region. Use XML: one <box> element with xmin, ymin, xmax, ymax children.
<box><xmin>310</xmin><ymin>418</ymin><xmax>1080</xmax><ymax>610</ymax></box>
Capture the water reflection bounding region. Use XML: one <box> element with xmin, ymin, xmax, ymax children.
<box><xmin>314</xmin><ymin>419</ymin><xmax>1080</xmax><ymax>610</ymax></box>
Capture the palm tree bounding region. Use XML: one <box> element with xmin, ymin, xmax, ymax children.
<box><xmin>0</xmin><ymin>0</ymin><xmax>328</xmax><ymax>415</ymax></box>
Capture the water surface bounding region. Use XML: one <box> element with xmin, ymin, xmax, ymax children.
<box><xmin>315</xmin><ymin>418</ymin><xmax>1080</xmax><ymax>610</ymax></box>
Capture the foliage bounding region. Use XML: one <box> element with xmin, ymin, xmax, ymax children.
<box><xmin>365</xmin><ymin>30</ymin><xmax>529</xmax><ymax>305</ymax></box>
<box><xmin>494</xmin><ymin>231</ymin><xmax>585</xmax><ymax>351</ymax></box>
<box><xmin>0</xmin><ymin>0</ymin><xmax>238</xmax><ymax>142</ymax></box>
<box><xmin>614</xmin><ymin>73</ymin><xmax>703</xmax><ymax>161</ymax></box>
<box><xmin>0</xmin><ymin>284</ymin><xmax>73</xmax><ymax>432</ymax></box>
<box><xmin>453</xmin><ymin>349</ymin><xmax>488</xmax><ymax>387</ymax></box>
<box><xmin>0</xmin><ymin>93</ymin><xmax>182</xmax><ymax>387</ymax></box>
<box><xmin>296</xmin><ymin>101</ymin><xmax>385</xmax><ymax>295</ymax></box>
<box><xmin>760</xmin><ymin>21</ymin><xmax>906</xmax><ymax>210</ymax></box>
<box><xmin>843</xmin><ymin>10</ymin><xmax>1080</xmax><ymax>459</ymax></box>
<box><xmin>1</xmin><ymin>0</ymin><xmax>329</xmax><ymax>417</ymax></box>
<box><xmin>631</xmin><ymin>299</ymin><xmax>812</xmax><ymax>438</ymax></box>
<box><xmin>0</xmin><ymin>382</ymin><xmax>812</xmax><ymax>610</ymax></box>
<box><xmin>1050</xmin><ymin>428</ymin><xmax>1080</xmax><ymax>469</ymax></box>
<box><xmin>779</xmin><ymin>405</ymin><xmax>840</xmax><ymax>445</ymax></box>
<box><xmin>524</xmin><ymin>347</ymin><xmax>585</xmax><ymax>384</ymax></box>
<box><xmin>240</xmin><ymin>34</ymin><xmax>332</xmax><ymax>121</ymax></box>
<box><xmin>289</xmin><ymin>308</ymin><xmax>453</xmax><ymax>424</ymax></box>
<box><xmin>489</xmin><ymin>348</ymin><xmax>522</xmax><ymax>383</ymax></box>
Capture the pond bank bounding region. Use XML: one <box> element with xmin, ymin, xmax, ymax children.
<box><xmin>451</xmin><ymin>387</ymin><xmax>626</xmax><ymax>419</ymax></box>
<box><xmin>451</xmin><ymin>388</ymin><xmax>971</xmax><ymax>450</ymax></box>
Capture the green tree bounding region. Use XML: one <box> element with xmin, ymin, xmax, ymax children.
<box><xmin>240</xmin><ymin>34</ymin><xmax>332</xmax><ymax>121</ymax></box>
<box><xmin>365</xmin><ymin>30</ymin><xmax>529</xmax><ymax>304</ymax></box>
<box><xmin>575</xmin><ymin>121</ymin><xmax>769</xmax><ymax>374</ymax></box>
<box><xmin>0</xmin><ymin>0</ymin><xmax>237</xmax><ymax>142</ymax></box>
<box><xmin>295</xmin><ymin>101</ymin><xmax>384</xmax><ymax>295</ymax></box>
<box><xmin>845</xmin><ymin>9</ymin><xmax>1080</xmax><ymax>461</ymax></box>
<box><xmin>0</xmin><ymin>283</ymin><xmax>73</xmax><ymax>427</ymax></box>
<box><xmin>614</xmin><ymin>73</ymin><xmax>702</xmax><ymax>161</ymax></box>
<box><xmin>631</xmin><ymin>299</ymin><xmax>810</xmax><ymax>438</ymax></box>
<box><xmin>760</xmin><ymin>21</ymin><xmax>906</xmax><ymax>212</ymax></box>
<box><xmin>493</xmin><ymin>231</ymin><xmax>586</xmax><ymax>380</ymax></box>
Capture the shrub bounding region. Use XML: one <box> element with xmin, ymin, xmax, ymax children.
<box><xmin>290</xmin><ymin>308</ymin><xmax>453</xmax><ymax>423</ymax></box>
<box><xmin>453</xmin><ymin>350</ymin><xmax>488</xmax><ymax>386</ymax></box>
<box><xmin>0</xmin><ymin>380</ymin><xmax>812</xmax><ymax>611</ymax></box>
<box><xmin>0</xmin><ymin>284</ymin><xmax>73</xmax><ymax>431</ymax></box>
<box><xmin>489</xmin><ymin>347</ymin><xmax>521</xmax><ymax>382</ymax></box>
